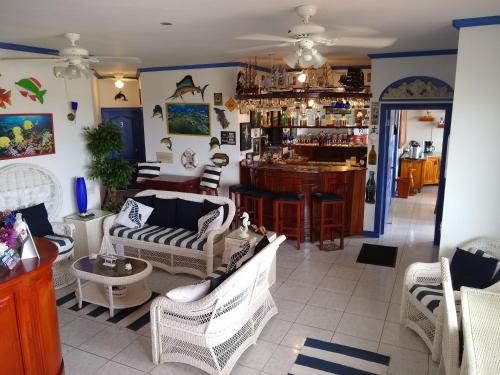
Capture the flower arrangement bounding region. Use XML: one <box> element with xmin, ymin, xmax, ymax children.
<box><xmin>0</xmin><ymin>211</ymin><xmax>25</xmax><ymax>270</ymax></box>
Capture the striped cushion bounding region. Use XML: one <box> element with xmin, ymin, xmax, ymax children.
<box><xmin>44</xmin><ymin>234</ymin><xmax>74</xmax><ymax>255</ymax></box>
<box><xmin>409</xmin><ymin>282</ymin><xmax>443</xmax><ymax>315</ymax></box>
<box><xmin>137</xmin><ymin>162</ymin><xmax>161</xmax><ymax>181</ymax></box>
<box><xmin>109</xmin><ymin>224</ymin><xmax>208</xmax><ymax>251</ymax></box>
<box><xmin>200</xmin><ymin>165</ymin><xmax>222</xmax><ymax>189</ymax></box>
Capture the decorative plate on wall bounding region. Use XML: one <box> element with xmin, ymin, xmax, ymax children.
<box><xmin>181</xmin><ymin>148</ymin><xmax>198</xmax><ymax>169</ymax></box>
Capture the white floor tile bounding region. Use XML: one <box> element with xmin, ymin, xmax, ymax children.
<box><xmin>325</xmin><ymin>264</ymin><xmax>364</xmax><ymax>281</ymax></box>
<box><xmin>63</xmin><ymin>348</ymin><xmax>108</xmax><ymax>375</ymax></box>
<box><xmin>78</xmin><ymin>325</ymin><xmax>138</xmax><ymax>359</ymax></box>
<box><xmin>237</xmin><ymin>340</ymin><xmax>277</xmax><ymax>371</ymax></box>
<box><xmin>353</xmin><ymin>281</ymin><xmax>395</xmax><ymax>302</ymax></box>
<box><xmin>94</xmin><ymin>361</ymin><xmax>147</xmax><ymax>375</ymax></box>
<box><xmin>260</xmin><ymin>317</ymin><xmax>293</xmax><ymax>344</ymax></box>
<box><xmin>307</xmin><ymin>289</ymin><xmax>351</xmax><ymax>311</ymax></box>
<box><xmin>330</xmin><ymin>332</ymin><xmax>379</xmax><ymax>352</ymax></box>
<box><xmin>336</xmin><ymin>312</ymin><xmax>385</xmax><ymax>341</ymax></box>
<box><xmin>378</xmin><ymin>343</ymin><xmax>429</xmax><ymax>375</ymax></box>
<box><xmin>295</xmin><ymin>305</ymin><xmax>342</xmax><ymax>331</ymax></box>
<box><xmin>60</xmin><ymin>317</ymin><xmax>108</xmax><ymax>347</ymax></box>
<box><xmin>386</xmin><ymin>303</ymin><xmax>402</xmax><ymax>323</ymax></box>
<box><xmin>274</xmin><ymin>298</ymin><xmax>305</xmax><ymax>322</ymax></box>
<box><xmin>345</xmin><ymin>296</ymin><xmax>389</xmax><ymax>320</ymax></box>
<box><xmin>317</xmin><ymin>276</ymin><xmax>358</xmax><ymax>295</ymax></box>
<box><xmin>151</xmin><ymin>362</ymin><xmax>208</xmax><ymax>374</ymax></box>
<box><xmin>261</xmin><ymin>345</ymin><xmax>299</xmax><ymax>374</ymax></box>
<box><xmin>380</xmin><ymin>321</ymin><xmax>430</xmax><ymax>353</ymax></box>
<box><xmin>112</xmin><ymin>336</ymin><xmax>156</xmax><ymax>373</ymax></box>
<box><xmin>57</xmin><ymin>310</ymin><xmax>77</xmax><ymax>328</ymax></box>
<box><xmin>274</xmin><ymin>281</ymin><xmax>315</xmax><ymax>303</ymax></box>
<box><xmin>230</xmin><ymin>365</ymin><xmax>260</xmax><ymax>375</ymax></box>
<box><xmin>281</xmin><ymin>323</ymin><xmax>333</xmax><ymax>349</ymax></box>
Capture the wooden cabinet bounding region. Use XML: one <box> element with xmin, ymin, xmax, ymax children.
<box><xmin>400</xmin><ymin>156</ymin><xmax>441</xmax><ymax>192</ymax></box>
<box><xmin>423</xmin><ymin>156</ymin><xmax>440</xmax><ymax>185</ymax></box>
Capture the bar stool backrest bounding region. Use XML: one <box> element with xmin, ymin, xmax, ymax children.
<box><xmin>321</xmin><ymin>173</ymin><xmax>348</xmax><ymax>197</ymax></box>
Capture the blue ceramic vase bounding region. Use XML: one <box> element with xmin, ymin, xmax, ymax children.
<box><xmin>75</xmin><ymin>177</ymin><xmax>88</xmax><ymax>214</ymax></box>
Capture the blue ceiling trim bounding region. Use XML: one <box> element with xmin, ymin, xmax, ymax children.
<box><xmin>0</xmin><ymin>42</ymin><xmax>59</xmax><ymax>55</ymax></box>
<box><xmin>452</xmin><ymin>15</ymin><xmax>500</xmax><ymax>29</ymax></box>
<box><xmin>140</xmin><ymin>61</ymin><xmax>270</xmax><ymax>73</ymax></box>
<box><xmin>369</xmin><ymin>49</ymin><xmax>457</xmax><ymax>59</ymax></box>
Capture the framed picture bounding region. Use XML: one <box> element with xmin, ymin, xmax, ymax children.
<box><xmin>370</xmin><ymin>102</ymin><xmax>379</xmax><ymax>126</ymax></box>
<box><xmin>213</xmin><ymin>93</ymin><xmax>223</xmax><ymax>106</ymax></box>
<box><xmin>220</xmin><ymin>131</ymin><xmax>236</xmax><ymax>145</ymax></box>
<box><xmin>245</xmin><ymin>152</ymin><xmax>254</xmax><ymax>162</ymax></box>
<box><xmin>250</xmin><ymin>111</ymin><xmax>261</xmax><ymax>128</ymax></box>
<box><xmin>240</xmin><ymin>122</ymin><xmax>252</xmax><ymax>151</ymax></box>
<box><xmin>0</xmin><ymin>113</ymin><xmax>55</xmax><ymax>160</ymax></box>
<box><xmin>166</xmin><ymin>103</ymin><xmax>210</xmax><ymax>136</ymax></box>
<box><xmin>253</xmin><ymin>137</ymin><xmax>261</xmax><ymax>156</ymax></box>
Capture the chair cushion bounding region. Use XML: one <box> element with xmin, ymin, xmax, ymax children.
<box><xmin>245</xmin><ymin>190</ymin><xmax>272</xmax><ymax>198</ymax></box>
<box><xmin>136</xmin><ymin>162</ymin><xmax>161</xmax><ymax>181</ymax></box>
<box><xmin>148</xmin><ymin>197</ymin><xmax>176</xmax><ymax>227</ymax></box>
<box><xmin>109</xmin><ymin>224</ymin><xmax>208</xmax><ymax>251</ymax></box>
<box><xmin>202</xmin><ymin>199</ymin><xmax>229</xmax><ymax>223</ymax></box>
<box><xmin>274</xmin><ymin>193</ymin><xmax>304</xmax><ymax>201</ymax></box>
<box><xmin>409</xmin><ymin>282</ymin><xmax>443</xmax><ymax>315</ymax></box>
<box><xmin>166</xmin><ymin>280</ymin><xmax>211</xmax><ymax>302</ymax></box>
<box><xmin>200</xmin><ymin>165</ymin><xmax>222</xmax><ymax>189</ymax></box>
<box><xmin>463</xmin><ymin>247</ymin><xmax>500</xmax><ymax>284</ymax></box>
<box><xmin>176</xmin><ymin>199</ymin><xmax>204</xmax><ymax>231</ymax></box>
<box><xmin>312</xmin><ymin>192</ymin><xmax>344</xmax><ymax>201</ymax></box>
<box><xmin>15</xmin><ymin>203</ymin><xmax>54</xmax><ymax>237</ymax></box>
<box><xmin>450</xmin><ymin>248</ymin><xmax>498</xmax><ymax>290</ymax></box>
<box><xmin>43</xmin><ymin>234</ymin><xmax>74</xmax><ymax>255</ymax></box>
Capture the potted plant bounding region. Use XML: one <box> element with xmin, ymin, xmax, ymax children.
<box><xmin>83</xmin><ymin>122</ymin><xmax>133</xmax><ymax>212</ymax></box>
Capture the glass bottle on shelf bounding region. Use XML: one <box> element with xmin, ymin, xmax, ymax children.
<box><xmin>368</xmin><ymin>145</ymin><xmax>377</xmax><ymax>165</ymax></box>
<box><xmin>365</xmin><ymin>171</ymin><xmax>376</xmax><ymax>204</ymax></box>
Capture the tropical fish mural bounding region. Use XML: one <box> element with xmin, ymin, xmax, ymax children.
<box><xmin>166</xmin><ymin>75</ymin><xmax>209</xmax><ymax>101</ymax></box>
<box><xmin>209</xmin><ymin>137</ymin><xmax>221</xmax><ymax>150</ymax></box>
<box><xmin>213</xmin><ymin>107</ymin><xmax>229</xmax><ymax>129</ymax></box>
<box><xmin>160</xmin><ymin>137</ymin><xmax>172</xmax><ymax>151</ymax></box>
<box><xmin>152</xmin><ymin>105</ymin><xmax>163</xmax><ymax>120</ymax></box>
<box><xmin>114</xmin><ymin>91</ymin><xmax>128</xmax><ymax>101</ymax></box>
<box><xmin>15</xmin><ymin>77</ymin><xmax>47</xmax><ymax>104</ymax></box>
<box><xmin>0</xmin><ymin>88</ymin><xmax>12</xmax><ymax>109</ymax></box>
<box><xmin>0</xmin><ymin>114</ymin><xmax>55</xmax><ymax>160</ymax></box>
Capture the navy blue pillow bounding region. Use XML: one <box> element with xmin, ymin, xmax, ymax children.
<box><xmin>202</xmin><ymin>200</ymin><xmax>229</xmax><ymax>223</ymax></box>
<box><xmin>148</xmin><ymin>197</ymin><xmax>176</xmax><ymax>228</ymax></box>
<box><xmin>130</xmin><ymin>195</ymin><xmax>155</xmax><ymax>207</ymax></box>
<box><xmin>208</xmin><ymin>270</ymin><xmax>234</xmax><ymax>292</ymax></box>
<box><xmin>254</xmin><ymin>236</ymin><xmax>270</xmax><ymax>255</ymax></box>
<box><xmin>176</xmin><ymin>199</ymin><xmax>204</xmax><ymax>231</ymax></box>
<box><xmin>450</xmin><ymin>248</ymin><xmax>498</xmax><ymax>290</ymax></box>
<box><xmin>15</xmin><ymin>203</ymin><xmax>53</xmax><ymax>237</ymax></box>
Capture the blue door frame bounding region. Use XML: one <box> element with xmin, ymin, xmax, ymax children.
<box><xmin>375</xmin><ymin>102</ymin><xmax>453</xmax><ymax>244</ymax></box>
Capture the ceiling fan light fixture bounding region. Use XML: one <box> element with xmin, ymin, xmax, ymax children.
<box><xmin>312</xmin><ymin>53</ymin><xmax>327</xmax><ymax>68</ymax></box>
<box><xmin>297</xmin><ymin>72</ymin><xmax>307</xmax><ymax>83</ymax></box>
<box><xmin>284</xmin><ymin>51</ymin><xmax>299</xmax><ymax>68</ymax></box>
<box><xmin>63</xmin><ymin>64</ymin><xmax>80</xmax><ymax>79</ymax></box>
<box><xmin>114</xmin><ymin>79</ymin><xmax>125</xmax><ymax>89</ymax></box>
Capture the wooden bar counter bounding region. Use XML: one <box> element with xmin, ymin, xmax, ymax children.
<box><xmin>240</xmin><ymin>161</ymin><xmax>366</xmax><ymax>241</ymax></box>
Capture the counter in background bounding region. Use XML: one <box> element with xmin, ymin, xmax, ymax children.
<box><xmin>399</xmin><ymin>155</ymin><xmax>441</xmax><ymax>192</ymax></box>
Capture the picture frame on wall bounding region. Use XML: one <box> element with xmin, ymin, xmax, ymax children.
<box><xmin>166</xmin><ymin>103</ymin><xmax>210</xmax><ymax>136</ymax></box>
<box><xmin>240</xmin><ymin>122</ymin><xmax>252</xmax><ymax>151</ymax></box>
<box><xmin>213</xmin><ymin>93</ymin><xmax>223</xmax><ymax>106</ymax></box>
<box><xmin>220</xmin><ymin>131</ymin><xmax>236</xmax><ymax>145</ymax></box>
<box><xmin>245</xmin><ymin>152</ymin><xmax>254</xmax><ymax>162</ymax></box>
<box><xmin>250</xmin><ymin>111</ymin><xmax>261</xmax><ymax>128</ymax></box>
<box><xmin>0</xmin><ymin>113</ymin><xmax>55</xmax><ymax>160</ymax></box>
<box><xmin>253</xmin><ymin>137</ymin><xmax>261</xmax><ymax>156</ymax></box>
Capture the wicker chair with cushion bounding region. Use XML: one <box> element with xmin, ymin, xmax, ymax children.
<box><xmin>0</xmin><ymin>163</ymin><xmax>76</xmax><ymax>289</ymax></box>
<box><xmin>150</xmin><ymin>235</ymin><xmax>286</xmax><ymax>375</ymax></box>
<box><xmin>400</xmin><ymin>238</ymin><xmax>500</xmax><ymax>361</ymax></box>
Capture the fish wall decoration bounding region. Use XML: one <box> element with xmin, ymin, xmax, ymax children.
<box><xmin>0</xmin><ymin>88</ymin><xmax>12</xmax><ymax>109</ymax></box>
<box><xmin>210</xmin><ymin>153</ymin><xmax>229</xmax><ymax>167</ymax></box>
<box><xmin>152</xmin><ymin>105</ymin><xmax>163</xmax><ymax>120</ymax></box>
<box><xmin>15</xmin><ymin>77</ymin><xmax>46</xmax><ymax>104</ymax></box>
<box><xmin>160</xmin><ymin>137</ymin><xmax>172</xmax><ymax>151</ymax></box>
<box><xmin>166</xmin><ymin>75</ymin><xmax>209</xmax><ymax>101</ymax></box>
<box><xmin>114</xmin><ymin>91</ymin><xmax>128</xmax><ymax>101</ymax></box>
<box><xmin>213</xmin><ymin>108</ymin><xmax>230</xmax><ymax>129</ymax></box>
<box><xmin>209</xmin><ymin>137</ymin><xmax>221</xmax><ymax>150</ymax></box>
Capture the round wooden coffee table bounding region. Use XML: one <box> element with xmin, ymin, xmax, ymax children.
<box><xmin>72</xmin><ymin>255</ymin><xmax>153</xmax><ymax>317</ymax></box>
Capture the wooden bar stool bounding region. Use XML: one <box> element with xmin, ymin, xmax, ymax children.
<box><xmin>243</xmin><ymin>189</ymin><xmax>273</xmax><ymax>228</ymax></box>
<box><xmin>229</xmin><ymin>184</ymin><xmax>251</xmax><ymax>227</ymax></box>
<box><xmin>273</xmin><ymin>193</ymin><xmax>305</xmax><ymax>250</ymax></box>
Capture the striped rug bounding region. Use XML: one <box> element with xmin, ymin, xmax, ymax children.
<box><xmin>290</xmin><ymin>338</ymin><xmax>390</xmax><ymax>375</ymax></box>
<box><xmin>56</xmin><ymin>291</ymin><xmax>159</xmax><ymax>332</ymax></box>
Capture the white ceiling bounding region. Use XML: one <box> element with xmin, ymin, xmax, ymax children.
<box><xmin>1</xmin><ymin>0</ymin><xmax>499</xmax><ymax>74</ymax></box>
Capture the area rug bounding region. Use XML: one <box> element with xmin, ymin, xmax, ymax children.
<box><xmin>289</xmin><ymin>338</ymin><xmax>390</xmax><ymax>375</ymax></box>
<box><xmin>56</xmin><ymin>291</ymin><xmax>159</xmax><ymax>331</ymax></box>
<box><xmin>356</xmin><ymin>243</ymin><xmax>398</xmax><ymax>268</ymax></box>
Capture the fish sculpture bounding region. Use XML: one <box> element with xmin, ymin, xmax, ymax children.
<box><xmin>152</xmin><ymin>105</ymin><xmax>163</xmax><ymax>120</ymax></box>
<box><xmin>15</xmin><ymin>77</ymin><xmax>46</xmax><ymax>104</ymax></box>
<box><xmin>160</xmin><ymin>137</ymin><xmax>172</xmax><ymax>151</ymax></box>
<box><xmin>213</xmin><ymin>107</ymin><xmax>229</xmax><ymax>129</ymax></box>
<box><xmin>210</xmin><ymin>152</ymin><xmax>229</xmax><ymax>167</ymax></box>
<box><xmin>114</xmin><ymin>91</ymin><xmax>128</xmax><ymax>101</ymax></box>
<box><xmin>0</xmin><ymin>88</ymin><xmax>12</xmax><ymax>109</ymax></box>
<box><xmin>166</xmin><ymin>75</ymin><xmax>209</xmax><ymax>101</ymax></box>
<box><xmin>209</xmin><ymin>137</ymin><xmax>221</xmax><ymax>150</ymax></box>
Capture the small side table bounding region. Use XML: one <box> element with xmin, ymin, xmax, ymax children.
<box><xmin>65</xmin><ymin>210</ymin><xmax>113</xmax><ymax>258</ymax></box>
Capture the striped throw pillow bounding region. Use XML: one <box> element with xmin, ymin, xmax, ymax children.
<box><xmin>137</xmin><ymin>162</ymin><xmax>161</xmax><ymax>181</ymax></box>
<box><xmin>200</xmin><ymin>165</ymin><xmax>222</xmax><ymax>189</ymax></box>
<box><xmin>196</xmin><ymin>207</ymin><xmax>223</xmax><ymax>240</ymax></box>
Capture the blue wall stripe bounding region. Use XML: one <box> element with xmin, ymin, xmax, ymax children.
<box><xmin>295</xmin><ymin>354</ymin><xmax>377</xmax><ymax>375</ymax></box>
<box><xmin>452</xmin><ymin>15</ymin><xmax>500</xmax><ymax>29</ymax></box>
<box><xmin>140</xmin><ymin>61</ymin><xmax>270</xmax><ymax>73</ymax></box>
<box><xmin>369</xmin><ymin>49</ymin><xmax>457</xmax><ymax>59</ymax></box>
<box><xmin>0</xmin><ymin>42</ymin><xmax>59</xmax><ymax>55</ymax></box>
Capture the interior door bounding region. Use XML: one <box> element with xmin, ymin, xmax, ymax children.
<box><xmin>101</xmin><ymin>108</ymin><xmax>145</xmax><ymax>164</ymax></box>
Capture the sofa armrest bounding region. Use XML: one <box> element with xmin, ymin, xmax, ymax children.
<box><xmin>102</xmin><ymin>214</ymin><xmax>118</xmax><ymax>234</ymax></box>
<box><xmin>52</xmin><ymin>222</ymin><xmax>76</xmax><ymax>237</ymax></box>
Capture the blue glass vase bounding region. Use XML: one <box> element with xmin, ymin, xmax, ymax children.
<box><xmin>75</xmin><ymin>177</ymin><xmax>88</xmax><ymax>214</ymax></box>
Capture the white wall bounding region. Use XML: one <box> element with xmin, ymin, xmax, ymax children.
<box><xmin>365</xmin><ymin>54</ymin><xmax>457</xmax><ymax>232</ymax></box>
<box><xmin>0</xmin><ymin>59</ymin><xmax>100</xmax><ymax>219</ymax></box>
<box><xmin>97</xmin><ymin>79</ymin><xmax>141</xmax><ymax>108</ymax></box>
<box><xmin>402</xmin><ymin>109</ymin><xmax>445</xmax><ymax>154</ymax></box>
<box><xmin>140</xmin><ymin>67</ymin><xmax>242</xmax><ymax>195</ymax></box>
<box><xmin>440</xmin><ymin>24</ymin><xmax>500</xmax><ymax>257</ymax></box>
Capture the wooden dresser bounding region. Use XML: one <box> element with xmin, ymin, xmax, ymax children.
<box><xmin>400</xmin><ymin>156</ymin><xmax>441</xmax><ymax>192</ymax></box>
<box><xmin>137</xmin><ymin>174</ymin><xmax>200</xmax><ymax>193</ymax></box>
<box><xmin>0</xmin><ymin>238</ymin><xmax>64</xmax><ymax>375</ymax></box>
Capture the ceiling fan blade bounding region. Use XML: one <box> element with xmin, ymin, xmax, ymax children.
<box><xmin>334</xmin><ymin>37</ymin><xmax>396</xmax><ymax>48</ymax></box>
<box><xmin>92</xmin><ymin>56</ymin><xmax>142</xmax><ymax>64</ymax></box>
<box><xmin>0</xmin><ymin>56</ymin><xmax>64</xmax><ymax>62</ymax></box>
<box><xmin>229</xmin><ymin>43</ymin><xmax>291</xmax><ymax>54</ymax></box>
<box><xmin>236</xmin><ymin>34</ymin><xmax>297</xmax><ymax>43</ymax></box>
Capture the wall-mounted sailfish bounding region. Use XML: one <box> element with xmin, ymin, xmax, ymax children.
<box><xmin>166</xmin><ymin>75</ymin><xmax>209</xmax><ymax>101</ymax></box>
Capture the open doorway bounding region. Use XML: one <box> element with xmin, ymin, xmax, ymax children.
<box><xmin>376</xmin><ymin>103</ymin><xmax>452</xmax><ymax>245</ymax></box>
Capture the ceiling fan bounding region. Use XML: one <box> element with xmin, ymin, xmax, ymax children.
<box><xmin>235</xmin><ymin>4</ymin><xmax>396</xmax><ymax>69</ymax></box>
<box><xmin>0</xmin><ymin>33</ymin><xmax>141</xmax><ymax>79</ymax></box>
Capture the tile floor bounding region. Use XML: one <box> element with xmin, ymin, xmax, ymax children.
<box><xmin>57</xmin><ymin>186</ymin><xmax>440</xmax><ymax>375</ymax></box>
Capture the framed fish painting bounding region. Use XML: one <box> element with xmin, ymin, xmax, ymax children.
<box><xmin>0</xmin><ymin>113</ymin><xmax>55</xmax><ymax>160</ymax></box>
<box><xmin>166</xmin><ymin>103</ymin><xmax>210</xmax><ymax>136</ymax></box>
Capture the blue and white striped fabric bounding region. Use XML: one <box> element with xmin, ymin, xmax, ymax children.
<box><xmin>290</xmin><ymin>338</ymin><xmax>390</xmax><ymax>375</ymax></box>
<box><xmin>43</xmin><ymin>233</ymin><xmax>74</xmax><ymax>255</ymax></box>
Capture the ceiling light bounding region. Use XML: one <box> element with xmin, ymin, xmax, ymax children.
<box><xmin>114</xmin><ymin>79</ymin><xmax>124</xmax><ymax>89</ymax></box>
<box><xmin>63</xmin><ymin>65</ymin><xmax>80</xmax><ymax>79</ymax></box>
<box><xmin>302</xmin><ymin>49</ymin><xmax>313</xmax><ymax>62</ymax></box>
<box><xmin>297</xmin><ymin>72</ymin><xmax>307</xmax><ymax>83</ymax></box>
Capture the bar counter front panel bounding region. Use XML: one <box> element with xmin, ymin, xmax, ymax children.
<box><xmin>240</xmin><ymin>161</ymin><xmax>366</xmax><ymax>241</ymax></box>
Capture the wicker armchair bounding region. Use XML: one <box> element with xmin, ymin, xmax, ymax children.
<box><xmin>150</xmin><ymin>235</ymin><xmax>286</xmax><ymax>375</ymax></box>
<box><xmin>0</xmin><ymin>163</ymin><xmax>76</xmax><ymax>289</ymax></box>
<box><xmin>400</xmin><ymin>238</ymin><xmax>500</xmax><ymax>362</ymax></box>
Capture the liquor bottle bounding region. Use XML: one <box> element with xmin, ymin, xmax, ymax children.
<box><xmin>368</xmin><ymin>145</ymin><xmax>377</xmax><ymax>165</ymax></box>
<box><xmin>365</xmin><ymin>171</ymin><xmax>376</xmax><ymax>204</ymax></box>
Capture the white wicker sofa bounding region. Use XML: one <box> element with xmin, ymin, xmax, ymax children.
<box><xmin>102</xmin><ymin>189</ymin><xmax>235</xmax><ymax>278</ymax></box>
<box><xmin>150</xmin><ymin>235</ymin><xmax>286</xmax><ymax>375</ymax></box>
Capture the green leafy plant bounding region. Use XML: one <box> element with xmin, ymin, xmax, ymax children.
<box><xmin>83</xmin><ymin>122</ymin><xmax>133</xmax><ymax>211</ymax></box>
